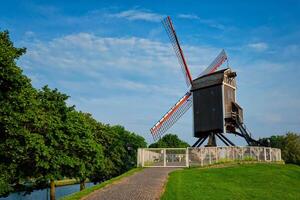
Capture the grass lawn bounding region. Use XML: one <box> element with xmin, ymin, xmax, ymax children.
<box><xmin>161</xmin><ymin>164</ymin><xmax>300</xmax><ymax>200</ymax></box>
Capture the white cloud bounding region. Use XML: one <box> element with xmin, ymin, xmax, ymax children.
<box><xmin>178</xmin><ymin>14</ymin><xmax>225</xmax><ymax>30</ymax></box>
<box><xmin>108</xmin><ymin>9</ymin><xmax>165</xmax><ymax>22</ymax></box>
<box><xmin>178</xmin><ymin>14</ymin><xmax>200</xmax><ymax>20</ymax></box>
<box><xmin>247</xmin><ymin>42</ymin><xmax>268</xmax><ymax>51</ymax></box>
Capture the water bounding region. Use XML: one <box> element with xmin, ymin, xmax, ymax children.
<box><xmin>0</xmin><ymin>182</ymin><xmax>95</xmax><ymax>200</ymax></box>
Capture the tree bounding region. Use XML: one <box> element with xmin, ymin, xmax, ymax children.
<box><xmin>149</xmin><ymin>134</ymin><xmax>190</xmax><ymax>148</ymax></box>
<box><xmin>32</xmin><ymin>86</ymin><xmax>76</xmax><ymax>200</ymax></box>
<box><xmin>258</xmin><ymin>135</ymin><xmax>285</xmax><ymax>149</ymax></box>
<box><xmin>88</xmin><ymin>121</ymin><xmax>127</xmax><ymax>182</ymax></box>
<box><xmin>282</xmin><ymin>133</ymin><xmax>300</xmax><ymax>165</ymax></box>
<box><xmin>111</xmin><ymin>125</ymin><xmax>147</xmax><ymax>172</ymax></box>
<box><xmin>0</xmin><ymin>30</ymin><xmax>38</xmax><ymax>196</ymax></box>
<box><xmin>63</xmin><ymin>111</ymin><xmax>104</xmax><ymax>191</ymax></box>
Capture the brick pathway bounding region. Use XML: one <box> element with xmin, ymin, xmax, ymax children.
<box><xmin>84</xmin><ymin>168</ymin><xmax>179</xmax><ymax>200</ymax></box>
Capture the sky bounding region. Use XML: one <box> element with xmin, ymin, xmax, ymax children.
<box><xmin>1</xmin><ymin>0</ymin><xmax>300</xmax><ymax>145</ymax></box>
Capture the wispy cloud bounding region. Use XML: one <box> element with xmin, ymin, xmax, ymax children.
<box><xmin>178</xmin><ymin>14</ymin><xmax>199</xmax><ymax>20</ymax></box>
<box><xmin>20</xmin><ymin>32</ymin><xmax>220</xmax><ymax>81</ymax></box>
<box><xmin>108</xmin><ymin>9</ymin><xmax>165</xmax><ymax>22</ymax></box>
<box><xmin>247</xmin><ymin>42</ymin><xmax>268</xmax><ymax>52</ymax></box>
<box><xmin>178</xmin><ymin>14</ymin><xmax>225</xmax><ymax>30</ymax></box>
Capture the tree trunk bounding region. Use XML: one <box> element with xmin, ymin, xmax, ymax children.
<box><xmin>80</xmin><ymin>179</ymin><xmax>85</xmax><ymax>191</ymax></box>
<box><xmin>50</xmin><ymin>179</ymin><xmax>55</xmax><ymax>200</ymax></box>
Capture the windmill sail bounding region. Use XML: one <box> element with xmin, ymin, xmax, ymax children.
<box><xmin>162</xmin><ymin>16</ymin><xmax>193</xmax><ymax>87</ymax></box>
<box><xmin>150</xmin><ymin>92</ymin><xmax>192</xmax><ymax>140</ymax></box>
<box><xmin>197</xmin><ymin>49</ymin><xmax>227</xmax><ymax>77</ymax></box>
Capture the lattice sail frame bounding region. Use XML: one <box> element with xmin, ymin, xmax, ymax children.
<box><xmin>197</xmin><ymin>49</ymin><xmax>227</xmax><ymax>78</ymax></box>
<box><xmin>150</xmin><ymin>92</ymin><xmax>192</xmax><ymax>140</ymax></box>
<box><xmin>162</xmin><ymin>16</ymin><xmax>193</xmax><ymax>87</ymax></box>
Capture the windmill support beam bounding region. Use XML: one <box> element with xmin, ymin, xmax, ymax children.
<box><xmin>216</xmin><ymin>133</ymin><xmax>230</xmax><ymax>146</ymax></box>
<box><xmin>197</xmin><ymin>135</ymin><xmax>208</xmax><ymax>147</ymax></box>
<box><xmin>217</xmin><ymin>133</ymin><xmax>236</xmax><ymax>146</ymax></box>
<box><xmin>192</xmin><ymin>135</ymin><xmax>208</xmax><ymax>147</ymax></box>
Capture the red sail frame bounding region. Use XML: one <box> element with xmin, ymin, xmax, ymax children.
<box><xmin>150</xmin><ymin>92</ymin><xmax>192</xmax><ymax>140</ymax></box>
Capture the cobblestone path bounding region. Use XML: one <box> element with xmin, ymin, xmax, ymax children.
<box><xmin>84</xmin><ymin>168</ymin><xmax>179</xmax><ymax>200</ymax></box>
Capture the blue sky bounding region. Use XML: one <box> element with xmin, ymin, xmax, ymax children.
<box><xmin>1</xmin><ymin>0</ymin><xmax>300</xmax><ymax>145</ymax></box>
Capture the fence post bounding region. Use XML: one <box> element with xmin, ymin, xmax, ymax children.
<box><xmin>186</xmin><ymin>148</ymin><xmax>189</xmax><ymax>167</ymax></box>
<box><xmin>201</xmin><ymin>148</ymin><xmax>203</xmax><ymax>167</ymax></box>
<box><xmin>142</xmin><ymin>149</ymin><xmax>144</xmax><ymax>167</ymax></box>
<box><xmin>137</xmin><ymin>148</ymin><xmax>140</xmax><ymax>167</ymax></box>
<box><xmin>163</xmin><ymin>149</ymin><xmax>166</xmax><ymax>167</ymax></box>
<box><xmin>209</xmin><ymin>148</ymin><xmax>212</xmax><ymax>165</ymax></box>
<box><xmin>242</xmin><ymin>147</ymin><xmax>244</xmax><ymax>160</ymax></box>
<box><xmin>215</xmin><ymin>147</ymin><xmax>218</xmax><ymax>163</ymax></box>
<box><xmin>226</xmin><ymin>147</ymin><xmax>229</xmax><ymax>160</ymax></box>
<box><xmin>279</xmin><ymin>149</ymin><xmax>282</xmax><ymax>161</ymax></box>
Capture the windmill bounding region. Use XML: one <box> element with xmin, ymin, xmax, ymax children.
<box><xmin>150</xmin><ymin>16</ymin><xmax>259</xmax><ymax>147</ymax></box>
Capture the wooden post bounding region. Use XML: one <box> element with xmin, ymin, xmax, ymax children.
<box><xmin>50</xmin><ymin>179</ymin><xmax>55</xmax><ymax>200</ymax></box>
<box><xmin>80</xmin><ymin>180</ymin><xmax>85</xmax><ymax>191</ymax></box>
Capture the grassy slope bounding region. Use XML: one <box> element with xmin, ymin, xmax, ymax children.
<box><xmin>161</xmin><ymin>164</ymin><xmax>300</xmax><ymax>200</ymax></box>
<box><xmin>61</xmin><ymin>168</ymin><xmax>143</xmax><ymax>200</ymax></box>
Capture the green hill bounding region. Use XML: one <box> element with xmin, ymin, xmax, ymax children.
<box><xmin>161</xmin><ymin>164</ymin><xmax>300</xmax><ymax>200</ymax></box>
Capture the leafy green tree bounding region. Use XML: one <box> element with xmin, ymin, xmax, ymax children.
<box><xmin>63</xmin><ymin>111</ymin><xmax>104</xmax><ymax>190</ymax></box>
<box><xmin>149</xmin><ymin>134</ymin><xmax>190</xmax><ymax>148</ymax></box>
<box><xmin>33</xmin><ymin>86</ymin><xmax>76</xmax><ymax>200</ymax></box>
<box><xmin>111</xmin><ymin>125</ymin><xmax>147</xmax><ymax>172</ymax></box>
<box><xmin>282</xmin><ymin>133</ymin><xmax>300</xmax><ymax>165</ymax></box>
<box><xmin>86</xmin><ymin>119</ymin><xmax>126</xmax><ymax>182</ymax></box>
<box><xmin>258</xmin><ymin>135</ymin><xmax>285</xmax><ymax>149</ymax></box>
<box><xmin>0</xmin><ymin>30</ymin><xmax>38</xmax><ymax>195</ymax></box>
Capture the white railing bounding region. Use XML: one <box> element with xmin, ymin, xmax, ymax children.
<box><xmin>137</xmin><ymin>146</ymin><xmax>282</xmax><ymax>167</ymax></box>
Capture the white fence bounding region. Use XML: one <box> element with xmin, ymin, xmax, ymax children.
<box><xmin>137</xmin><ymin>147</ymin><xmax>281</xmax><ymax>167</ymax></box>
